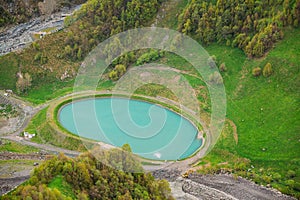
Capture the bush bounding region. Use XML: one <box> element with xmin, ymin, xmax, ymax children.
<box><xmin>252</xmin><ymin>67</ymin><xmax>262</xmax><ymax>77</ymax></box>
<box><xmin>207</xmin><ymin>55</ymin><xmax>217</xmax><ymax>68</ymax></box>
<box><xmin>109</xmin><ymin>70</ymin><xmax>118</xmax><ymax>81</ymax></box>
<box><xmin>32</xmin><ymin>42</ymin><xmax>40</xmax><ymax>51</ymax></box>
<box><xmin>285</xmin><ymin>180</ymin><xmax>295</xmax><ymax>188</ymax></box>
<box><xmin>34</xmin><ymin>52</ymin><xmax>42</xmax><ymax>62</ymax></box>
<box><xmin>272</xmin><ymin>172</ymin><xmax>282</xmax><ymax>181</ymax></box>
<box><xmin>263</xmin><ymin>62</ymin><xmax>273</xmax><ymax>77</ymax></box>
<box><xmin>209</xmin><ymin>71</ymin><xmax>223</xmax><ymax>85</ymax></box>
<box><xmin>108</xmin><ymin>64</ymin><xmax>126</xmax><ymax>81</ymax></box>
<box><xmin>287</xmin><ymin>170</ymin><xmax>296</xmax><ymax>178</ymax></box>
<box><xmin>136</xmin><ymin>49</ymin><xmax>161</xmax><ymax>65</ymax></box>
<box><xmin>261</xmin><ymin>175</ymin><xmax>272</xmax><ymax>184</ymax></box>
<box><xmin>219</xmin><ymin>63</ymin><xmax>226</xmax><ymax>72</ymax></box>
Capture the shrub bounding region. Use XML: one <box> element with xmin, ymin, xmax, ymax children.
<box><xmin>285</xmin><ymin>180</ymin><xmax>295</xmax><ymax>188</ymax></box>
<box><xmin>219</xmin><ymin>63</ymin><xmax>227</xmax><ymax>72</ymax></box>
<box><xmin>207</xmin><ymin>55</ymin><xmax>217</xmax><ymax>68</ymax></box>
<box><xmin>252</xmin><ymin>67</ymin><xmax>262</xmax><ymax>77</ymax></box>
<box><xmin>272</xmin><ymin>172</ymin><xmax>282</xmax><ymax>181</ymax></box>
<box><xmin>261</xmin><ymin>175</ymin><xmax>272</xmax><ymax>184</ymax></box>
<box><xmin>263</xmin><ymin>62</ymin><xmax>273</xmax><ymax>77</ymax></box>
<box><xmin>32</xmin><ymin>42</ymin><xmax>40</xmax><ymax>51</ymax></box>
<box><xmin>287</xmin><ymin>170</ymin><xmax>296</xmax><ymax>178</ymax></box>
<box><xmin>109</xmin><ymin>70</ymin><xmax>118</xmax><ymax>81</ymax></box>
<box><xmin>136</xmin><ymin>49</ymin><xmax>161</xmax><ymax>65</ymax></box>
<box><xmin>115</xmin><ymin>64</ymin><xmax>126</xmax><ymax>77</ymax></box>
<box><xmin>34</xmin><ymin>52</ymin><xmax>42</xmax><ymax>62</ymax></box>
<box><xmin>108</xmin><ymin>64</ymin><xmax>126</xmax><ymax>81</ymax></box>
<box><xmin>209</xmin><ymin>71</ymin><xmax>223</xmax><ymax>85</ymax></box>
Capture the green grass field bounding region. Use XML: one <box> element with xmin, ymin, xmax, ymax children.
<box><xmin>0</xmin><ymin>140</ymin><xmax>39</xmax><ymax>153</ymax></box>
<box><xmin>196</xmin><ymin>27</ymin><xmax>300</xmax><ymax>197</ymax></box>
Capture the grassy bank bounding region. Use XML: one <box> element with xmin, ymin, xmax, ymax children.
<box><xmin>193</xmin><ymin>27</ymin><xmax>300</xmax><ymax>197</ymax></box>
<box><xmin>0</xmin><ymin>140</ymin><xmax>39</xmax><ymax>153</ymax></box>
<box><xmin>25</xmin><ymin>107</ymin><xmax>88</xmax><ymax>152</ymax></box>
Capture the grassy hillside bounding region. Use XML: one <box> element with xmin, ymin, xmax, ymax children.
<box><xmin>201</xmin><ymin>27</ymin><xmax>300</xmax><ymax>197</ymax></box>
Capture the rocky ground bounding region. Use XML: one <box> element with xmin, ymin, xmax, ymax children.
<box><xmin>0</xmin><ymin>176</ymin><xmax>30</xmax><ymax>196</ymax></box>
<box><xmin>153</xmin><ymin>169</ymin><xmax>296</xmax><ymax>200</ymax></box>
<box><xmin>0</xmin><ymin>5</ymin><xmax>81</xmax><ymax>56</ymax></box>
<box><xmin>0</xmin><ymin>152</ymin><xmax>50</xmax><ymax>195</ymax></box>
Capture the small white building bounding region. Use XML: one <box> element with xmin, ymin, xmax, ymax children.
<box><xmin>5</xmin><ymin>90</ymin><xmax>13</xmax><ymax>94</ymax></box>
<box><xmin>23</xmin><ymin>132</ymin><xmax>36</xmax><ymax>139</ymax></box>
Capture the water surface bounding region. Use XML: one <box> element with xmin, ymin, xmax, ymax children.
<box><xmin>59</xmin><ymin>98</ymin><xmax>202</xmax><ymax>160</ymax></box>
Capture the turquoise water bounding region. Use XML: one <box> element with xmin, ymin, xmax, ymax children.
<box><xmin>59</xmin><ymin>98</ymin><xmax>202</xmax><ymax>160</ymax></box>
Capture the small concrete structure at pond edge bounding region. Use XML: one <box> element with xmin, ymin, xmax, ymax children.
<box><xmin>23</xmin><ymin>132</ymin><xmax>35</xmax><ymax>139</ymax></box>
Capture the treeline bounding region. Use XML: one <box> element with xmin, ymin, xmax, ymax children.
<box><xmin>178</xmin><ymin>0</ymin><xmax>300</xmax><ymax>57</ymax></box>
<box><xmin>62</xmin><ymin>0</ymin><xmax>164</xmax><ymax>61</ymax></box>
<box><xmin>2</xmin><ymin>145</ymin><xmax>174</xmax><ymax>200</ymax></box>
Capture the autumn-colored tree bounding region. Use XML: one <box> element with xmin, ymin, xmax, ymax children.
<box><xmin>252</xmin><ymin>67</ymin><xmax>262</xmax><ymax>77</ymax></box>
<box><xmin>209</xmin><ymin>71</ymin><xmax>223</xmax><ymax>85</ymax></box>
<box><xmin>219</xmin><ymin>62</ymin><xmax>226</xmax><ymax>72</ymax></box>
<box><xmin>263</xmin><ymin>62</ymin><xmax>273</xmax><ymax>77</ymax></box>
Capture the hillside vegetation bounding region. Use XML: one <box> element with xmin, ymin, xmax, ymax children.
<box><xmin>178</xmin><ymin>0</ymin><xmax>300</xmax><ymax>57</ymax></box>
<box><xmin>0</xmin><ymin>0</ymin><xmax>85</xmax><ymax>28</ymax></box>
<box><xmin>0</xmin><ymin>0</ymin><xmax>299</xmax><ymax>198</ymax></box>
<box><xmin>1</xmin><ymin>147</ymin><xmax>174</xmax><ymax>200</ymax></box>
<box><xmin>0</xmin><ymin>0</ymin><xmax>165</xmax><ymax>102</ymax></box>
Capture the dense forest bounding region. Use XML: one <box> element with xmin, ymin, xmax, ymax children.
<box><xmin>1</xmin><ymin>145</ymin><xmax>173</xmax><ymax>200</ymax></box>
<box><xmin>178</xmin><ymin>0</ymin><xmax>300</xmax><ymax>57</ymax></box>
<box><xmin>62</xmin><ymin>0</ymin><xmax>165</xmax><ymax>61</ymax></box>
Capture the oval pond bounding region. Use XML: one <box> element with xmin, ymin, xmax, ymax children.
<box><xmin>58</xmin><ymin>98</ymin><xmax>202</xmax><ymax>160</ymax></box>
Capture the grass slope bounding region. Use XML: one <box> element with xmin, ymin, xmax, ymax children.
<box><xmin>25</xmin><ymin>107</ymin><xmax>87</xmax><ymax>151</ymax></box>
<box><xmin>201</xmin><ymin>27</ymin><xmax>300</xmax><ymax>197</ymax></box>
<box><xmin>0</xmin><ymin>140</ymin><xmax>39</xmax><ymax>153</ymax></box>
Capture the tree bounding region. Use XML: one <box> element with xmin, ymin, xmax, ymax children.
<box><xmin>219</xmin><ymin>62</ymin><xmax>226</xmax><ymax>72</ymax></box>
<box><xmin>109</xmin><ymin>70</ymin><xmax>118</xmax><ymax>81</ymax></box>
<box><xmin>182</xmin><ymin>19</ymin><xmax>192</xmax><ymax>34</ymax></box>
<box><xmin>77</xmin><ymin>48</ymin><xmax>82</xmax><ymax>60</ymax></box>
<box><xmin>209</xmin><ymin>71</ymin><xmax>223</xmax><ymax>85</ymax></box>
<box><xmin>115</xmin><ymin>64</ymin><xmax>126</xmax><ymax>77</ymax></box>
<box><xmin>263</xmin><ymin>62</ymin><xmax>273</xmax><ymax>77</ymax></box>
<box><xmin>208</xmin><ymin>55</ymin><xmax>217</xmax><ymax>68</ymax></box>
<box><xmin>109</xmin><ymin>64</ymin><xmax>126</xmax><ymax>81</ymax></box>
<box><xmin>252</xmin><ymin>67</ymin><xmax>261</xmax><ymax>77</ymax></box>
<box><xmin>122</xmin><ymin>143</ymin><xmax>132</xmax><ymax>152</ymax></box>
